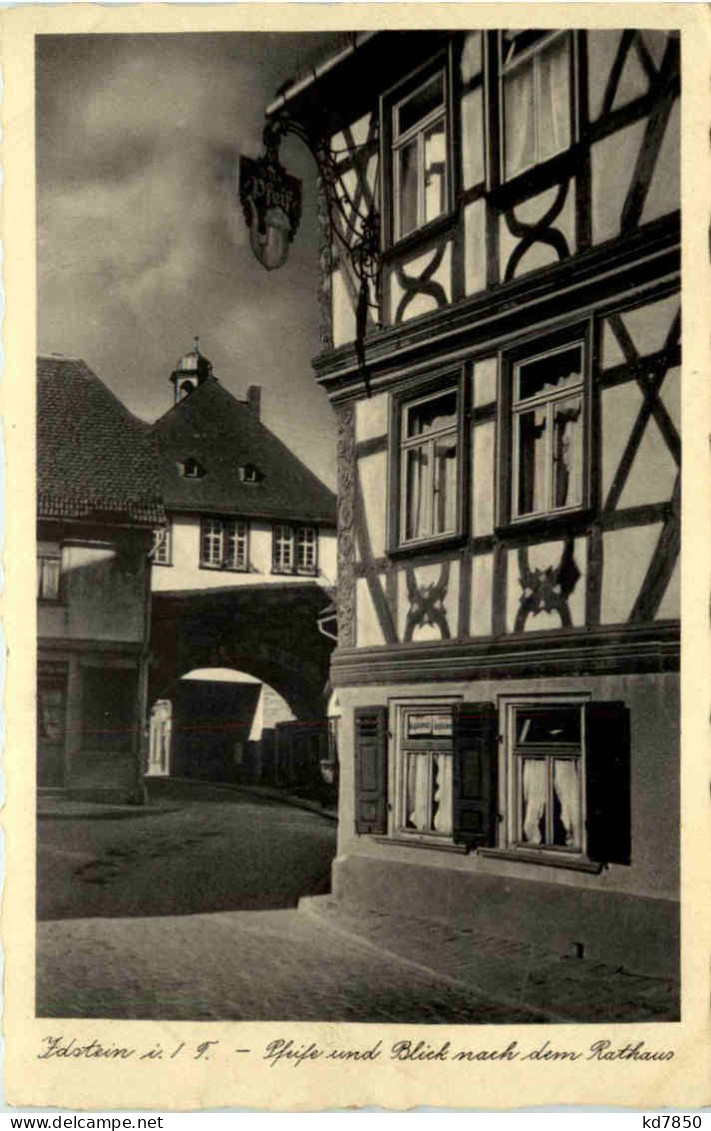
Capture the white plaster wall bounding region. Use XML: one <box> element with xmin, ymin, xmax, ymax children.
<box><xmin>332</xmin><ymin>267</ymin><xmax>356</xmax><ymax>348</ymax></box>
<box><xmin>592</xmin><ymin>119</ymin><xmax>647</xmax><ymax>245</ymax></box>
<box><xmin>470</xmin><ymin>553</ymin><xmax>493</xmax><ymax>636</ymax></box>
<box><xmin>40</xmin><ymin>541</ymin><xmax>146</xmax><ymax>643</ymax></box>
<box><xmin>152</xmin><ymin>514</ymin><xmax>337</xmax><ymax>592</ymax></box>
<box><xmin>357</xmin><ymin>453</ymin><xmax>387</xmax><ymax>559</ymax></box>
<box><xmin>472</xmin><ymin>357</ymin><xmax>497</xmax><ymax>408</ymax></box>
<box><xmin>460</xmin><ymin>87</ymin><xmax>484</xmax><ymax>188</ymax></box>
<box><xmin>464</xmin><ymin>199</ymin><xmax>486</xmax><ymax>297</ymax></box>
<box><xmin>472</xmin><ymin>421</ymin><xmax>495</xmax><ymax>536</ymax></box>
<box><xmin>601</xmin><ymin>524</ymin><xmax>662</xmax><ymax>624</ymax></box>
<box><xmin>356</xmin><ymin>576</ymin><xmax>386</xmax><ymax>647</ymax></box>
<box><xmin>355</xmin><ymin>394</ymin><xmax>388</xmax><ymax>443</ymax></box>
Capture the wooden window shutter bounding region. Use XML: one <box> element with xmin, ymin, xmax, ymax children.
<box><xmin>354</xmin><ymin>706</ymin><xmax>388</xmax><ymax>834</ymax></box>
<box><xmin>585</xmin><ymin>701</ymin><xmax>631</xmax><ymax>866</ymax></box>
<box><xmin>452</xmin><ymin>702</ymin><xmax>498</xmax><ymax>848</ymax></box>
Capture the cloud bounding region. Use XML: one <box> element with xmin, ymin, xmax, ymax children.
<box><xmin>36</xmin><ymin>32</ymin><xmax>339</xmax><ymax>488</ymax></box>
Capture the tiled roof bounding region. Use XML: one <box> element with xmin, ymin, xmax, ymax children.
<box><xmin>37</xmin><ymin>356</ymin><xmax>165</xmax><ymax>526</ymax></box>
<box><xmin>153</xmin><ymin>378</ymin><xmax>336</xmax><ymax>525</ymax></box>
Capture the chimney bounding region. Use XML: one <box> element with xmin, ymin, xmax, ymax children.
<box><xmin>247</xmin><ymin>385</ymin><xmax>261</xmax><ymax>420</ymax></box>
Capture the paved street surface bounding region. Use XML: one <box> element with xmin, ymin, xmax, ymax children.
<box><xmin>36</xmin><ymin>783</ymin><xmax>677</xmax><ymax>1023</ymax></box>
<box><xmin>37</xmin><ymin>785</ymin><xmax>336</xmax><ymax>920</ymax></box>
<box><xmin>37</xmin><ymin>904</ymin><xmax>547</xmax><ymax>1023</ymax></box>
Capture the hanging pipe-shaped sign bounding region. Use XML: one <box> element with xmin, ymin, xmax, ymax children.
<box><xmin>239</xmin><ymin>144</ymin><xmax>302</xmax><ymax>271</ymax></box>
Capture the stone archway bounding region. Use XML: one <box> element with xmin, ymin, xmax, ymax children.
<box><xmin>149</xmin><ymin>583</ymin><xmax>334</xmax><ymax>722</ymax></box>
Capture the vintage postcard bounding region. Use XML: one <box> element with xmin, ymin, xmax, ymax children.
<box><xmin>2</xmin><ymin>1</ymin><xmax>710</xmax><ymax>1112</ymax></box>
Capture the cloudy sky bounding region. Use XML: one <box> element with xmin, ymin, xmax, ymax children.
<box><xmin>36</xmin><ymin>32</ymin><xmax>341</xmax><ymax>488</ymax></box>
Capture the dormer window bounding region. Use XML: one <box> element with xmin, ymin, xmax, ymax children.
<box><xmin>239</xmin><ymin>463</ymin><xmax>262</xmax><ymax>484</ymax></box>
<box><xmin>180</xmin><ymin>458</ymin><xmax>205</xmax><ymax>479</ymax></box>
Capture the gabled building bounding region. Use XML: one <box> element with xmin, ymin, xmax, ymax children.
<box><xmin>151</xmin><ymin>343</ymin><xmax>337</xmax><ymax>594</ymax></box>
<box><xmin>37</xmin><ymin>355</ymin><xmax>164</xmax><ymax>801</ymax></box>
<box><xmin>146</xmin><ymin>344</ymin><xmax>338</xmax><ymax>782</ymax></box>
<box><xmin>262</xmin><ymin>28</ymin><xmax>681</xmax><ymax>982</ymax></box>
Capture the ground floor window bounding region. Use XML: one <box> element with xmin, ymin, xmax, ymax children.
<box><xmin>395</xmin><ymin>703</ymin><xmax>457</xmax><ymax>840</ymax></box>
<box><xmin>506</xmin><ymin>699</ymin><xmax>585</xmax><ymax>853</ymax></box>
<box><xmin>355</xmin><ymin>694</ymin><xmax>630</xmax><ymax>868</ymax></box>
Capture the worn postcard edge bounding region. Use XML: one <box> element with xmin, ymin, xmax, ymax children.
<box><xmin>1</xmin><ymin>1</ymin><xmax>710</xmax><ymax>1113</ymax></box>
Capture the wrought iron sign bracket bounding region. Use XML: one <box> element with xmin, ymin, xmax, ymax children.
<box><xmin>260</xmin><ymin>113</ymin><xmax>381</xmax><ymax>320</ymax></box>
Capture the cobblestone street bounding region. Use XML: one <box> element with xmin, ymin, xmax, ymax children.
<box><xmin>36</xmin><ymin>904</ymin><xmax>547</xmax><ymax>1023</ymax></box>
<box><xmin>36</xmin><ymin>786</ymin><xmax>678</xmax><ymax>1024</ymax></box>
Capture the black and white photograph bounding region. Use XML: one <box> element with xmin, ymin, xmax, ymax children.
<box><xmin>32</xmin><ymin>22</ymin><xmax>683</xmax><ymax>1028</ymax></box>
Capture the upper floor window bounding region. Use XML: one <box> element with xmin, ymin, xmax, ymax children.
<box><xmin>37</xmin><ymin>546</ymin><xmax>61</xmax><ymax>601</ymax></box>
<box><xmin>297</xmin><ymin>527</ymin><xmax>317</xmax><ymax>574</ymax></box>
<box><xmin>200</xmin><ymin>517</ymin><xmax>249</xmax><ymax>571</ymax></box>
<box><xmin>511</xmin><ymin>340</ymin><xmax>585</xmax><ymax>521</ymax></box>
<box><xmin>272</xmin><ymin>525</ymin><xmax>319</xmax><ymax>576</ymax></box>
<box><xmin>152</xmin><ymin>523</ymin><xmax>172</xmax><ymax>566</ymax></box>
<box><xmin>392</xmin><ymin>70</ymin><xmax>448</xmax><ymax>241</ymax></box>
<box><xmin>399</xmin><ymin>386</ymin><xmax>460</xmax><ymax>546</ymax></box>
<box><xmin>500</xmin><ymin>30</ymin><xmax>572</xmax><ymax>181</ymax></box>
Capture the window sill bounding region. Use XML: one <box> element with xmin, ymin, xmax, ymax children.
<box><xmin>152</xmin><ymin>561</ymin><xmax>173</xmax><ymax>568</ymax></box>
<box><xmin>495</xmin><ymin>507</ymin><xmax>593</xmax><ymax>541</ymax></box>
<box><xmin>271</xmin><ymin>569</ymin><xmax>319</xmax><ymax>578</ymax></box>
<box><xmin>478</xmin><ymin>847</ymin><xmax>603</xmax><ymax>874</ymax></box>
<box><xmin>372</xmin><ymin>834</ymin><xmax>469</xmax><ymax>854</ymax></box>
<box><xmin>199</xmin><ymin>563</ymin><xmax>250</xmax><ymax>573</ymax></box>
<box><xmin>388</xmin><ymin>532</ymin><xmax>466</xmax><ymax>561</ymax></box>
<box><xmin>383</xmin><ymin>211</ymin><xmax>457</xmax><ymax>261</ymax></box>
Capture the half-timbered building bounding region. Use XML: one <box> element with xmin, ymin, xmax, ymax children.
<box><xmin>264</xmin><ymin>28</ymin><xmax>680</xmax><ymax>979</ymax></box>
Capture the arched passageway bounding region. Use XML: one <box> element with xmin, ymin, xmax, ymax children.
<box><xmin>147</xmin><ymin>666</ymin><xmax>298</xmax><ymax>783</ymax></box>
<box><xmin>149</xmin><ymin>584</ymin><xmax>334</xmax><ymax>722</ymax></box>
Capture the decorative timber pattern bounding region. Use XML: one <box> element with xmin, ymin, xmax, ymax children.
<box><xmin>514</xmin><ymin>539</ymin><xmax>580</xmax><ymax>632</ymax></box>
<box><xmin>321</xmin><ymin>30</ymin><xmax>679</xmax><ymax>339</ymax></box>
<box><xmin>404</xmin><ymin>562</ymin><xmax>451</xmax><ymax>641</ymax></box>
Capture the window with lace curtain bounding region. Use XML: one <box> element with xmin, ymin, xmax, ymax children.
<box><xmin>392</xmin><ymin>69</ymin><xmax>448</xmax><ymax>241</ymax></box>
<box><xmin>505</xmin><ymin>698</ymin><xmax>587</xmax><ymax>855</ymax></box>
<box><xmin>398</xmin><ymin>386</ymin><xmax>460</xmax><ymax>546</ymax></box>
<box><xmin>500</xmin><ymin>30</ymin><xmax>572</xmax><ymax>181</ymax></box>
<box><xmin>395</xmin><ymin>703</ymin><xmax>457</xmax><ymax>840</ymax></box>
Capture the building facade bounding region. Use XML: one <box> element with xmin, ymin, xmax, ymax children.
<box><xmin>266</xmin><ymin>29</ymin><xmax>681</xmax><ymax>978</ymax></box>
<box><xmin>37</xmin><ymin>356</ymin><xmax>164</xmax><ymax>801</ymax></box>
<box><xmin>147</xmin><ymin>344</ymin><xmax>338</xmax><ymax>780</ymax></box>
<box><xmin>151</xmin><ymin>343</ymin><xmax>337</xmax><ymax>597</ymax></box>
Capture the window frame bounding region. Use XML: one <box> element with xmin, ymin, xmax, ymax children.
<box><xmin>37</xmin><ymin>545</ymin><xmax>63</xmax><ymax>603</ymax></box>
<box><xmin>500</xmin><ymin>693</ymin><xmax>591</xmax><ymax>862</ymax></box>
<box><xmin>497</xmin><ymin>321</ymin><xmax>592</xmax><ymax>533</ymax></box>
<box><xmin>498</xmin><ymin>29</ymin><xmax>576</xmax><ymax>185</ymax></box>
<box><xmin>381</xmin><ymin>49</ymin><xmax>455</xmax><ymax>250</ymax></box>
<box><xmin>391</xmin><ymin>696</ymin><xmax>462</xmax><ymax>846</ymax></box>
<box><xmin>389</xmin><ymin>367</ymin><xmax>468</xmax><ymax>555</ymax></box>
<box><xmin>199</xmin><ymin>516</ymin><xmax>250</xmax><ymax>572</ymax></box>
<box><xmin>272</xmin><ymin>524</ymin><xmax>319</xmax><ymax>577</ymax></box>
<box><xmin>152</xmin><ymin>522</ymin><xmax>172</xmax><ymax>566</ymax></box>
